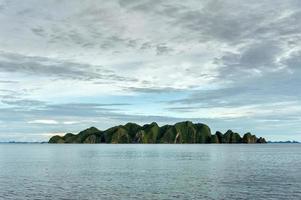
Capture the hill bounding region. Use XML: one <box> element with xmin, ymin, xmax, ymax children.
<box><xmin>49</xmin><ymin>121</ymin><xmax>266</xmax><ymax>144</ymax></box>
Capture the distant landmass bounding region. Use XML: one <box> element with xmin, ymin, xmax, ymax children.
<box><xmin>268</xmin><ymin>141</ymin><xmax>300</xmax><ymax>144</ymax></box>
<box><xmin>49</xmin><ymin>121</ymin><xmax>266</xmax><ymax>144</ymax></box>
<box><xmin>0</xmin><ymin>141</ymin><xmax>45</xmax><ymax>144</ymax></box>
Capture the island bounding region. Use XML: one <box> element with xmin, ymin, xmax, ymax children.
<box><xmin>49</xmin><ymin>121</ymin><xmax>266</xmax><ymax>144</ymax></box>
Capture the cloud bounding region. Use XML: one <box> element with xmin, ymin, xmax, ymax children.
<box><xmin>0</xmin><ymin>0</ymin><xmax>301</xmax><ymax>141</ymax></box>
<box><xmin>0</xmin><ymin>80</ymin><xmax>18</xmax><ymax>84</ymax></box>
<box><xmin>62</xmin><ymin>121</ymin><xmax>80</xmax><ymax>125</ymax></box>
<box><xmin>28</xmin><ymin>119</ymin><xmax>59</xmax><ymax>125</ymax></box>
<box><xmin>0</xmin><ymin>51</ymin><xmax>136</xmax><ymax>82</ymax></box>
<box><xmin>156</xmin><ymin>44</ymin><xmax>173</xmax><ymax>55</ymax></box>
<box><xmin>124</xmin><ymin>86</ymin><xmax>185</xmax><ymax>93</ymax></box>
<box><xmin>239</xmin><ymin>41</ymin><xmax>281</xmax><ymax>68</ymax></box>
<box><xmin>28</xmin><ymin>120</ymin><xmax>86</xmax><ymax>125</ymax></box>
<box><xmin>1</xmin><ymin>99</ymin><xmax>45</xmax><ymax>107</ymax></box>
<box><xmin>282</xmin><ymin>50</ymin><xmax>301</xmax><ymax>71</ymax></box>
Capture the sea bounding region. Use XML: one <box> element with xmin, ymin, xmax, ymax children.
<box><xmin>0</xmin><ymin>144</ymin><xmax>300</xmax><ymax>200</ymax></box>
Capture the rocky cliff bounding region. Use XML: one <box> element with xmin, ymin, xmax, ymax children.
<box><xmin>49</xmin><ymin>121</ymin><xmax>267</xmax><ymax>144</ymax></box>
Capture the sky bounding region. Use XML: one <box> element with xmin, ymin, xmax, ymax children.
<box><xmin>0</xmin><ymin>0</ymin><xmax>300</xmax><ymax>142</ymax></box>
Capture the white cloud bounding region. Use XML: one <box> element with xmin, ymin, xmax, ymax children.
<box><xmin>62</xmin><ymin>121</ymin><xmax>80</xmax><ymax>125</ymax></box>
<box><xmin>27</xmin><ymin>119</ymin><xmax>59</xmax><ymax>125</ymax></box>
<box><xmin>38</xmin><ymin>132</ymin><xmax>66</xmax><ymax>137</ymax></box>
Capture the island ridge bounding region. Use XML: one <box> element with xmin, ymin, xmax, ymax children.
<box><xmin>49</xmin><ymin>121</ymin><xmax>266</xmax><ymax>144</ymax></box>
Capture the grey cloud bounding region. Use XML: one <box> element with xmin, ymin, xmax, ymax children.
<box><xmin>283</xmin><ymin>50</ymin><xmax>301</xmax><ymax>71</ymax></box>
<box><xmin>31</xmin><ymin>27</ymin><xmax>45</xmax><ymax>37</ymax></box>
<box><xmin>167</xmin><ymin>87</ymin><xmax>250</xmax><ymax>107</ymax></box>
<box><xmin>0</xmin><ymin>88</ymin><xmax>34</xmax><ymax>102</ymax></box>
<box><xmin>118</xmin><ymin>0</ymin><xmax>161</xmax><ymax>11</ymax></box>
<box><xmin>140</xmin><ymin>42</ymin><xmax>152</xmax><ymax>50</ymax></box>
<box><xmin>214</xmin><ymin>41</ymin><xmax>288</xmax><ymax>81</ymax></box>
<box><xmin>0</xmin><ymin>52</ymin><xmax>136</xmax><ymax>82</ymax></box>
<box><xmin>240</xmin><ymin>42</ymin><xmax>281</xmax><ymax>68</ymax></box>
<box><xmin>1</xmin><ymin>99</ymin><xmax>45</xmax><ymax>107</ymax></box>
<box><xmin>156</xmin><ymin>44</ymin><xmax>173</xmax><ymax>55</ymax></box>
<box><xmin>0</xmin><ymin>101</ymin><xmax>132</xmax><ymax>123</ymax></box>
<box><xmin>166</xmin><ymin>106</ymin><xmax>201</xmax><ymax>113</ymax></box>
<box><xmin>127</xmin><ymin>39</ymin><xmax>138</xmax><ymax>48</ymax></box>
<box><xmin>120</xmin><ymin>0</ymin><xmax>299</xmax><ymax>47</ymax></box>
<box><xmin>165</xmin><ymin>3</ymin><xmax>255</xmax><ymax>43</ymax></box>
<box><xmin>0</xmin><ymin>1</ymin><xmax>8</xmax><ymax>11</ymax></box>
<box><xmin>0</xmin><ymin>80</ymin><xmax>19</xmax><ymax>84</ymax></box>
<box><xmin>125</xmin><ymin>86</ymin><xmax>185</xmax><ymax>94</ymax></box>
<box><xmin>167</xmin><ymin>77</ymin><xmax>301</xmax><ymax>108</ymax></box>
<box><xmin>180</xmin><ymin>1</ymin><xmax>299</xmax><ymax>43</ymax></box>
<box><xmin>118</xmin><ymin>0</ymin><xmax>301</xmax><ymax>60</ymax></box>
<box><xmin>46</xmin><ymin>102</ymin><xmax>131</xmax><ymax>111</ymax></box>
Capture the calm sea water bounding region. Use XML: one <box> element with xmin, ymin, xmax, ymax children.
<box><xmin>0</xmin><ymin>144</ymin><xmax>300</xmax><ymax>200</ymax></box>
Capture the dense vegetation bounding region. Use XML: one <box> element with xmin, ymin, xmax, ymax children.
<box><xmin>49</xmin><ymin>121</ymin><xmax>266</xmax><ymax>144</ymax></box>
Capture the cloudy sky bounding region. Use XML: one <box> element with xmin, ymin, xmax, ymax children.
<box><xmin>0</xmin><ymin>0</ymin><xmax>300</xmax><ymax>142</ymax></box>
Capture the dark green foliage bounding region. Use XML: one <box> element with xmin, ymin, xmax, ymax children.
<box><xmin>174</xmin><ymin>121</ymin><xmax>193</xmax><ymax>143</ymax></box>
<box><xmin>63</xmin><ymin>133</ymin><xmax>76</xmax><ymax>143</ymax></box>
<box><xmin>102</xmin><ymin>126</ymin><xmax>117</xmax><ymax>143</ymax></box>
<box><xmin>163</xmin><ymin>121</ymin><xmax>211</xmax><ymax>143</ymax></box>
<box><xmin>157</xmin><ymin>125</ymin><xmax>172</xmax><ymax>143</ymax></box>
<box><xmin>49</xmin><ymin>135</ymin><xmax>65</xmax><ymax>143</ymax></box>
<box><xmin>215</xmin><ymin>131</ymin><xmax>224</xmax><ymax>143</ymax></box>
<box><xmin>160</xmin><ymin>126</ymin><xmax>177</xmax><ymax>143</ymax></box>
<box><xmin>141</xmin><ymin>122</ymin><xmax>160</xmax><ymax>143</ymax></box>
<box><xmin>48</xmin><ymin>121</ymin><xmax>267</xmax><ymax>144</ymax></box>
<box><xmin>257</xmin><ymin>137</ymin><xmax>266</xmax><ymax>143</ymax></box>
<box><xmin>111</xmin><ymin>127</ymin><xmax>130</xmax><ymax>143</ymax></box>
<box><xmin>210</xmin><ymin>134</ymin><xmax>219</xmax><ymax>143</ymax></box>
<box><xmin>75</xmin><ymin>127</ymin><xmax>103</xmax><ymax>143</ymax></box>
<box><xmin>133</xmin><ymin>130</ymin><xmax>145</xmax><ymax>143</ymax></box>
<box><xmin>242</xmin><ymin>132</ymin><xmax>257</xmax><ymax>143</ymax></box>
<box><xmin>223</xmin><ymin>130</ymin><xmax>242</xmax><ymax>143</ymax></box>
<box><xmin>194</xmin><ymin>123</ymin><xmax>211</xmax><ymax>143</ymax></box>
<box><xmin>124</xmin><ymin>123</ymin><xmax>141</xmax><ymax>139</ymax></box>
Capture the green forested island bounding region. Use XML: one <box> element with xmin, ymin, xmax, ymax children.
<box><xmin>49</xmin><ymin>121</ymin><xmax>266</xmax><ymax>144</ymax></box>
